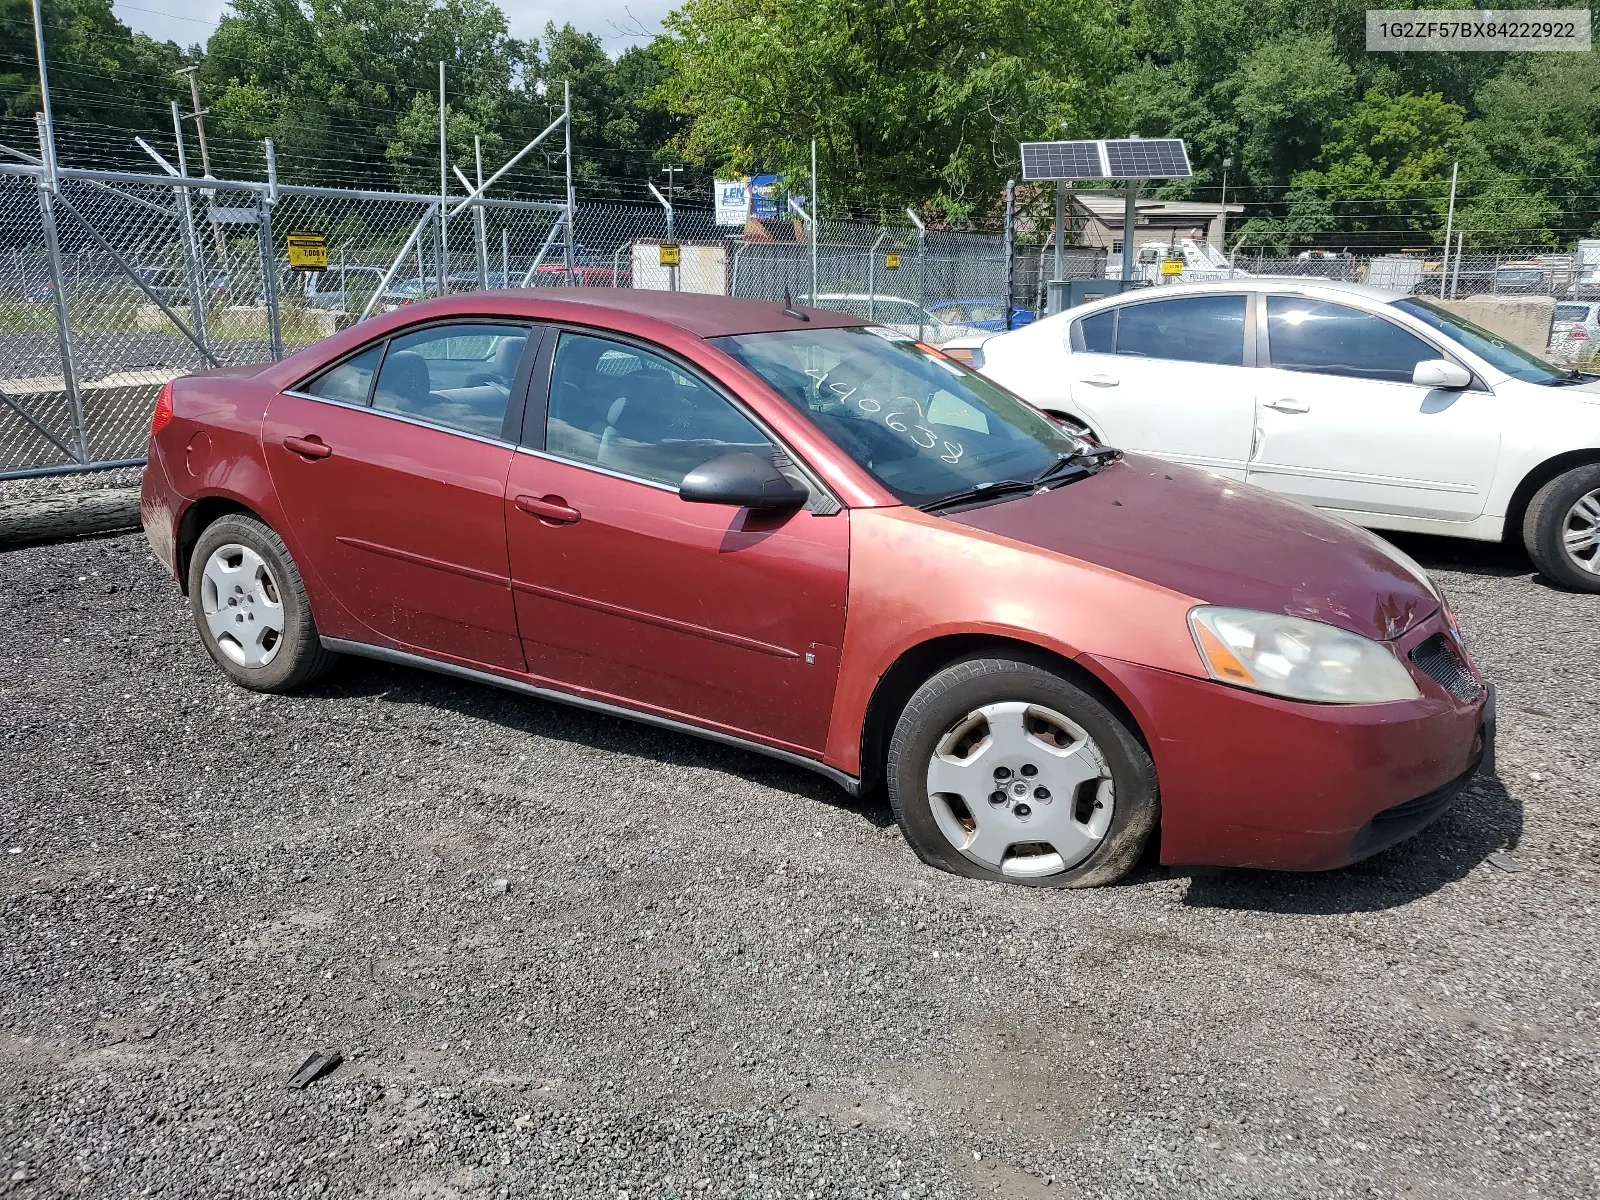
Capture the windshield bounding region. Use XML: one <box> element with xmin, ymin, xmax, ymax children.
<box><xmin>1391</xmin><ymin>297</ymin><xmax>1586</xmax><ymax>385</ymax></box>
<box><xmin>713</xmin><ymin>326</ymin><xmax>1083</xmax><ymax>506</ymax></box>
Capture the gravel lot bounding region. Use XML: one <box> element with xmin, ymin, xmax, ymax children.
<box><xmin>1</xmin><ymin>529</ymin><xmax>1596</xmax><ymax>1199</ymax></box>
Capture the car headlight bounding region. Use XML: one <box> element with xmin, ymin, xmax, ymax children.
<box><xmin>1188</xmin><ymin>607</ymin><xmax>1420</xmax><ymax>704</ymax></box>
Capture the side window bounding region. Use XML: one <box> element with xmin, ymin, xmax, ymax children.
<box><xmin>1075</xmin><ymin>309</ymin><xmax>1114</xmax><ymax>353</ymax></box>
<box><xmin>372</xmin><ymin>323</ymin><xmax>528</xmax><ymax>438</ymax></box>
<box><xmin>1266</xmin><ymin>297</ymin><xmax>1438</xmax><ymax>384</ymax></box>
<box><xmin>304</xmin><ymin>344</ymin><xmax>382</xmax><ymax>406</ymax></box>
<box><xmin>1114</xmin><ymin>295</ymin><xmax>1246</xmax><ymax>366</ymax></box>
<box><xmin>546</xmin><ymin>332</ymin><xmax>773</xmax><ymax>488</ymax></box>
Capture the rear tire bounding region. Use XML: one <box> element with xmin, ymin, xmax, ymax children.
<box><xmin>1522</xmin><ymin>464</ymin><xmax>1600</xmax><ymax>592</ymax></box>
<box><xmin>186</xmin><ymin>514</ymin><xmax>337</xmax><ymax>692</ymax></box>
<box><xmin>885</xmin><ymin>657</ymin><xmax>1158</xmax><ymax>888</ymax></box>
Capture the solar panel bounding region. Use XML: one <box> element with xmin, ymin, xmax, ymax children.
<box><xmin>1020</xmin><ymin>141</ymin><xmax>1106</xmax><ymax>181</ymax></box>
<box><xmin>1102</xmin><ymin>138</ymin><xmax>1191</xmax><ymax>179</ymax></box>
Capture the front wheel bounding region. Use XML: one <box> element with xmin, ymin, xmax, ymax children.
<box><xmin>1522</xmin><ymin>465</ymin><xmax>1600</xmax><ymax>592</ymax></box>
<box><xmin>885</xmin><ymin>657</ymin><xmax>1158</xmax><ymax>888</ymax></box>
<box><xmin>186</xmin><ymin>513</ymin><xmax>337</xmax><ymax>692</ymax></box>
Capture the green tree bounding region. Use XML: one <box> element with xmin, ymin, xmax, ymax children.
<box><xmin>654</xmin><ymin>0</ymin><xmax>1126</xmax><ymax>222</ymax></box>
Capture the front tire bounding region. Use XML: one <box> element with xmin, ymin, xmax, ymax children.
<box><xmin>885</xmin><ymin>657</ymin><xmax>1158</xmax><ymax>888</ymax></box>
<box><xmin>186</xmin><ymin>514</ymin><xmax>337</xmax><ymax>692</ymax></box>
<box><xmin>1522</xmin><ymin>465</ymin><xmax>1600</xmax><ymax>592</ymax></box>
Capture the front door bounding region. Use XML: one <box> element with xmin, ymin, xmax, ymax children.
<box><xmin>262</xmin><ymin>322</ymin><xmax>536</xmax><ymax>670</ymax></box>
<box><xmin>504</xmin><ymin>331</ymin><xmax>850</xmax><ymax>755</ymax></box>
<box><xmin>1068</xmin><ymin>293</ymin><xmax>1256</xmax><ymax>479</ymax></box>
<box><xmin>1246</xmin><ymin>296</ymin><xmax>1500</xmax><ymax>522</ymax></box>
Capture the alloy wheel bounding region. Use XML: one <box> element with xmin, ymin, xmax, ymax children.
<box><xmin>1561</xmin><ymin>489</ymin><xmax>1600</xmax><ymax>575</ymax></box>
<box><xmin>200</xmin><ymin>543</ymin><xmax>286</xmax><ymax>667</ymax></box>
<box><xmin>925</xmin><ymin>701</ymin><xmax>1115</xmax><ymax>878</ymax></box>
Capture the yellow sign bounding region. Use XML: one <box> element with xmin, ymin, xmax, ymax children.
<box><xmin>659</xmin><ymin>243</ymin><xmax>681</xmax><ymax>267</ymax></box>
<box><xmin>1159</xmin><ymin>256</ymin><xmax>1184</xmax><ymax>277</ymax></box>
<box><xmin>885</xmin><ymin>252</ymin><xmax>901</xmax><ymax>270</ymax></box>
<box><xmin>286</xmin><ymin>231</ymin><xmax>328</xmax><ymax>272</ymax></box>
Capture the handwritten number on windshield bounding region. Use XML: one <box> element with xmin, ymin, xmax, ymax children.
<box><xmin>804</xmin><ymin>367</ymin><xmax>965</xmax><ymax>462</ymax></box>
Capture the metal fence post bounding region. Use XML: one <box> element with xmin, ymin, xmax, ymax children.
<box><xmin>33</xmin><ymin>115</ymin><xmax>86</xmax><ymax>462</ymax></box>
<box><xmin>171</xmin><ymin>101</ymin><xmax>210</xmax><ymax>358</ymax></box>
<box><xmin>1004</xmin><ymin>179</ymin><xmax>1016</xmax><ymax>331</ymax></box>
<box><xmin>256</xmin><ymin>193</ymin><xmax>283</xmax><ymax>360</ymax></box>
<box><xmin>905</xmin><ymin>207</ymin><xmax>926</xmax><ymax>342</ymax></box>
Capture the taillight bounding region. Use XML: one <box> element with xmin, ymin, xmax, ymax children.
<box><xmin>1572</xmin><ymin>326</ymin><xmax>1588</xmax><ymax>340</ymax></box>
<box><xmin>151</xmin><ymin>381</ymin><xmax>174</xmax><ymax>434</ymax></box>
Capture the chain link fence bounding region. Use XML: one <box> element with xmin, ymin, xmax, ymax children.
<box><xmin>5</xmin><ymin>152</ymin><xmax>1597</xmax><ymax>491</ymax></box>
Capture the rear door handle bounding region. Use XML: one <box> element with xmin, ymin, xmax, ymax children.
<box><xmin>283</xmin><ymin>435</ymin><xmax>332</xmax><ymax>459</ymax></box>
<box><xmin>514</xmin><ymin>494</ymin><xmax>581</xmax><ymax>524</ymax></box>
<box><xmin>1264</xmin><ymin>398</ymin><xmax>1310</xmax><ymax>414</ymax></box>
<box><xmin>1080</xmin><ymin>374</ymin><xmax>1120</xmax><ymax>388</ymax></box>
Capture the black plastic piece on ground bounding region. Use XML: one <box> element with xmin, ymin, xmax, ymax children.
<box><xmin>286</xmin><ymin>1050</ymin><xmax>343</xmax><ymax>1090</ymax></box>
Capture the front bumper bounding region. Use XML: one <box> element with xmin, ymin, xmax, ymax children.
<box><xmin>1086</xmin><ymin>617</ymin><xmax>1490</xmax><ymax>872</ymax></box>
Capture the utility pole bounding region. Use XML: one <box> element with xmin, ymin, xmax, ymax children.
<box><xmin>1439</xmin><ymin>160</ymin><xmax>1458</xmax><ymax>300</ymax></box>
<box><xmin>174</xmin><ymin>66</ymin><xmax>213</xmax><ymax>177</ymax></box>
<box><xmin>660</xmin><ymin>164</ymin><xmax>679</xmax><ymax>208</ymax></box>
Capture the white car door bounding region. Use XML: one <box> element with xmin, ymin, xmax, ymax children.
<box><xmin>1247</xmin><ymin>294</ymin><xmax>1501</xmax><ymax>522</ymax></box>
<box><xmin>1066</xmin><ymin>293</ymin><xmax>1257</xmax><ymax>479</ymax></box>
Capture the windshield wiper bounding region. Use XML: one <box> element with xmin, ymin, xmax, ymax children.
<box><xmin>1030</xmin><ymin>445</ymin><xmax>1121</xmax><ymax>487</ymax></box>
<box><xmin>918</xmin><ymin>478</ymin><xmax>1039</xmax><ymax>514</ymax></box>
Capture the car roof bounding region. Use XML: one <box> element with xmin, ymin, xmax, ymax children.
<box><xmin>363</xmin><ymin>287</ymin><xmax>871</xmax><ymax>339</ymax></box>
<box><xmin>1064</xmin><ymin>277</ymin><xmax>1407</xmax><ymax>317</ymax></box>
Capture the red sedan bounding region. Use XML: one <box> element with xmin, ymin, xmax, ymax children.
<box><xmin>141</xmin><ymin>290</ymin><xmax>1492</xmax><ymax>887</ymax></box>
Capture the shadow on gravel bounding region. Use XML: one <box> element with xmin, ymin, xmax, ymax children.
<box><xmin>312</xmin><ymin>657</ymin><xmax>896</xmax><ymax>829</ymax></box>
<box><xmin>1178</xmin><ymin>773</ymin><xmax>1522</xmax><ymax>914</ymax></box>
<box><xmin>1382</xmin><ymin>530</ymin><xmax>1533</xmax><ymax>581</ymax></box>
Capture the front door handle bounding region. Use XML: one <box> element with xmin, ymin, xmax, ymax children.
<box><xmin>283</xmin><ymin>435</ymin><xmax>332</xmax><ymax>459</ymax></box>
<box><xmin>1080</xmin><ymin>374</ymin><xmax>1120</xmax><ymax>388</ymax></box>
<box><xmin>515</xmin><ymin>494</ymin><xmax>581</xmax><ymax>524</ymax></box>
<box><xmin>1264</xmin><ymin>398</ymin><xmax>1310</xmax><ymax>414</ymax></box>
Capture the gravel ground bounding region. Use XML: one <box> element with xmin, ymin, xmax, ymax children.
<box><xmin>1</xmin><ymin>530</ymin><xmax>1596</xmax><ymax>1199</ymax></box>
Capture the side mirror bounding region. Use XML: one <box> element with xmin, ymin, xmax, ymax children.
<box><xmin>1412</xmin><ymin>359</ymin><xmax>1471</xmax><ymax>390</ymax></box>
<box><xmin>679</xmin><ymin>452</ymin><xmax>810</xmax><ymax>510</ymax></box>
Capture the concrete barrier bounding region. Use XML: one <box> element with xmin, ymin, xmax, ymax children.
<box><xmin>1434</xmin><ymin>296</ymin><xmax>1555</xmax><ymax>356</ymax></box>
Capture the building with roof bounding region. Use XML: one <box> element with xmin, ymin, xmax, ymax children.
<box><xmin>1067</xmin><ymin>191</ymin><xmax>1244</xmax><ymax>253</ymax></box>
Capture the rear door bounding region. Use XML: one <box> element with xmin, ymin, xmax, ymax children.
<box><xmin>503</xmin><ymin>329</ymin><xmax>849</xmax><ymax>754</ymax></box>
<box><xmin>262</xmin><ymin>321</ymin><xmax>538</xmax><ymax>669</ymax></box>
<box><xmin>1067</xmin><ymin>293</ymin><xmax>1257</xmax><ymax>479</ymax></box>
<box><xmin>1247</xmin><ymin>295</ymin><xmax>1500</xmax><ymax>522</ymax></box>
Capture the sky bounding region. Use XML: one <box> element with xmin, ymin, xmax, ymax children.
<box><xmin>112</xmin><ymin>0</ymin><xmax>674</xmax><ymax>51</ymax></box>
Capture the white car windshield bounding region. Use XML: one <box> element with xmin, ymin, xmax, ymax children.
<box><xmin>1392</xmin><ymin>297</ymin><xmax>1594</xmax><ymax>386</ymax></box>
<box><xmin>713</xmin><ymin>326</ymin><xmax>1089</xmax><ymax>506</ymax></box>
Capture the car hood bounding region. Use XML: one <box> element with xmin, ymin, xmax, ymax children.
<box><xmin>948</xmin><ymin>455</ymin><xmax>1439</xmax><ymax>642</ymax></box>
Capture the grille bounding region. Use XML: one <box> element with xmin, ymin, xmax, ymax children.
<box><xmin>1409</xmin><ymin>633</ymin><xmax>1485</xmax><ymax>703</ymax></box>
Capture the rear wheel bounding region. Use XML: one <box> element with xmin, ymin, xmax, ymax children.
<box><xmin>886</xmin><ymin>657</ymin><xmax>1157</xmax><ymax>888</ymax></box>
<box><xmin>186</xmin><ymin>514</ymin><xmax>337</xmax><ymax>692</ymax></box>
<box><xmin>1522</xmin><ymin>464</ymin><xmax>1600</xmax><ymax>592</ymax></box>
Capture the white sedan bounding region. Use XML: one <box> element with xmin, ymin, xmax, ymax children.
<box><xmin>942</xmin><ymin>279</ymin><xmax>1600</xmax><ymax>591</ymax></box>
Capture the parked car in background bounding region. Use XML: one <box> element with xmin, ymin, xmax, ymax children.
<box><xmin>1492</xmin><ymin>263</ymin><xmax>1551</xmax><ymax>295</ymax></box>
<box><xmin>940</xmin><ymin>279</ymin><xmax>1600</xmax><ymax>591</ymax></box>
<box><xmin>141</xmin><ymin>290</ymin><xmax>1490</xmax><ymax>888</ymax></box>
<box><xmin>1550</xmin><ymin>301</ymin><xmax>1600</xmax><ymax>360</ymax></box>
<box><xmin>304</xmin><ymin>266</ymin><xmax>387</xmax><ymax>311</ymax></box>
<box><xmin>809</xmin><ymin>293</ymin><xmax>966</xmax><ymax>342</ymax></box>
<box><xmin>928</xmin><ymin>298</ymin><xmax>1036</xmax><ymax>333</ymax></box>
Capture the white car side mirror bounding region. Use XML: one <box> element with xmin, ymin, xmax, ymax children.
<box><xmin>1412</xmin><ymin>359</ymin><xmax>1471</xmax><ymax>389</ymax></box>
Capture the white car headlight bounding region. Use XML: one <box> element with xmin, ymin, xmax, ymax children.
<box><xmin>1188</xmin><ymin>607</ymin><xmax>1421</xmax><ymax>705</ymax></box>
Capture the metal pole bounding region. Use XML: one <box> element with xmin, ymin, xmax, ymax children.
<box><xmin>867</xmin><ymin>229</ymin><xmax>886</xmax><ymax>321</ymax></box>
<box><xmin>30</xmin><ymin>0</ymin><xmax>59</xmax><ymax>183</ymax></box>
<box><xmin>563</xmin><ymin>80</ymin><xmax>576</xmax><ymax>282</ymax></box>
<box><xmin>171</xmin><ymin>101</ymin><xmax>209</xmax><ymax>357</ymax></box>
<box><xmin>474</xmin><ymin>136</ymin><xmax>489</xmax><ymax>289</ymax></box>
<box><xmin>1053</xmin><ymin>183</ymin><xmax>1065</xmax><ymax>284</ymax></box>
<box><xmin>906</xmin><ymin>206</ymin><xmax>926</xmax><ymax>341</ymax></box>
<box><xmin>358</xmin><ymin>202</ymin><xmax>437</xmax><ymax>321</ymax></box>
<box><xmin>1440</xmin><ymin>160</ymin><xmax>1458</xmax><ymax>299</ymax></box>
<box><xmin>647</xmin><ymin>182</ymin><xmax>676</xmax><ymax>292</ymax></box>
<box><xmin>1004</xmin><ymin>178</ymin><xmax>1016</xmax><ymax>331</ymax></box>
<box><xmin>434</xmin><ymin>62</ymin><xmax>448</xmax><ymax>297</ymax></box>
<box><xmin>1450</xmin><ymin>230</ymin><xmax>1463</xmax><ymax>299</ymax></box>
<box><xmin>257</xmin><ymin>191</ymin><xmax>282</xmax><ymax>361</ymax></box>
<box><xmin>810</xmin><ymin>138</ymin><xmax>819</xmax><ymax>304</ymax></box>
<box><xmin>33</xmin><ymin>116</ymin><xmax>84</xmax><ymax>463</ymax></box>
<box><xmin>1121</xmin><ymin>180</ymin><xmax>1138</xmax><ymax>283</ymax></box>
<box><xmin>501</xmin><ymin>227</ymin><xmax>509</xmax><ymax>283</ymax></box>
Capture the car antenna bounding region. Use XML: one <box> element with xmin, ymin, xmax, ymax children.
<box><xmin>782</xmin><ymin>288</ymin><xmax>810</xmax><ymax>321</ymax></box>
